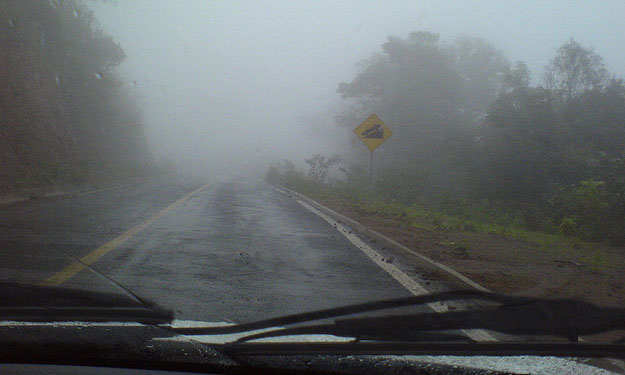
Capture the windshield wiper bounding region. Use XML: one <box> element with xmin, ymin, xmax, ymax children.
<box><xmin>232</xmin><ymin>296</ymin><xmax>624</xmax><ymax>343</ymax></box>
<box><xmin>168</xmin><ymin>291</ymin><xmax>625</xmax><ymax>359</ymax></box>
<box><xmin>169</xmin><ymin>290</ymin><xmax>625</xmax><ymax>339</ymax></box>
<box><xmin>170</xmin><ymin>290</ymin><xmax>520</xmax><ymax>335</ymax></box>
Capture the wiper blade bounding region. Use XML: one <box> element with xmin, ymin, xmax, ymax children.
<box><xmin>233</xmin><ymin>297</ymin><xmax>625</xmax><ymax>343</ymax></box>
<box><xmin>170</xmin><ymin>290</ymin><xmax>521</xmax><ymax>335</ymax></box>
<box><xmin>0</xmin><ymin>282</ymin><xmax>173</xmax><ymax>324</ymax></box>
<box><xmin>201</xmin><ymin>291</ymin><xmax>625</xmax><ymax>359</ymax></box>
<box><xmin>168</xmin><ymin>290</ymin><xmax>625</xmax><ymax>345</ymax></box>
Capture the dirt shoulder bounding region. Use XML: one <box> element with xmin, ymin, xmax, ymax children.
<box><xmin>313</xmin><ymin>194</ymin><xmax>625</xmax><ymax>344</ymax></box>
<box><xmin>312</xmin><ymin>196</ymin><xmax>625</xmax><ymax>310</ymax></box>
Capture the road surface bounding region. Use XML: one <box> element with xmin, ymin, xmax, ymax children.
<box><xmin>0</xmin><ymin>179</ymin><xmax>438</xmax><ymax>323</ymax></box>
<box><xmin>5</xmin><ymin>179</ymin><xmax>625</xmax><ymax>375</ymax></box>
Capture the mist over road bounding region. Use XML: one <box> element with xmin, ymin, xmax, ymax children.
<box><xmin>0</xmin><ymin>179</ymin><xmax>427</xmax><ymax>323</ymax></box>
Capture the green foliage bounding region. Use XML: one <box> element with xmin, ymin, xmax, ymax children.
<box><xmin>544</xmin><ymin>38</ymin><xmax>609</xmax><ymax>104</ymax></box>
<box><xmin>305</xmin><ymin>154</ymin><xmax>342</xmax><ymax>184</ymax></box>
<box><xmin>474</xmin><ymin>85</ymin><xmax>565</xmax><ymax>201</ymax></box>
<box><xmin>558</xmin><ymin>217</ymin><xmax>578</xmax><ymax>237</ymax></box>
<box><xmin>270</xmin><ymin>158</ymin><xmax>625</xmax><ymax>271</ymax></box>
<box><xmin>504</xmin><ymin>61</ymin><xmax>531</xmax><ymax>89</ymax></box>
<box><xmin>336</xmin><ymin>32</ymin><xmax>511</xmax><ymax>198</ymax></box>
<box><xmin>0</xmin><ymin>0</ymin><xmax>153</xmax><ymax>188</ymax></box>
<box><xmin>270</xmin><ymin>36</ymin><xmax>625</xmax><ymax>247</ymax></box>
<box><xmin>461</xmin><ymin>220</ymin><xmax>477</xmax><ymax>232</ymax></box>
<box><xmin>551</xmin><ymin>179</ymin><xmax>611</xmax><ymax>241</ymax></box>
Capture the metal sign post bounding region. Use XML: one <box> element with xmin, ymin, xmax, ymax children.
<box><xmin>369</xmin><ymin>151</ymin><xmax>373</xmax><ymax>191</ymax></box>
<box><xmin>353</xmin><ymin>113</ymin><xmax>391</xmax><ymax>192</ymax></box>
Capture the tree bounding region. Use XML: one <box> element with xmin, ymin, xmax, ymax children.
<box><xmin>564</xmin><ymin>78</ymin><xmax>625</xmax><ymax>159</ymax></box>
<box><xmin>450</xmin><ymin>35</ymin><xmax>511</xmax><ymax>124</ymax></box>
<box><xmin>544</xmin><ymin>39</ymin><xmax>609</xmax><ymax>105</ymax></box>
<box><xmin>305</xmin><ymin>154</ymin><xmax>341</xmax><ymax>184</ymax></box>
<box><xmin>332</xmin><ymin>31</ymin><xmax>625</xmax><ymax>244</ymax></box>
<box><xmin>551</xmin><ymin>179</ymin><xmax>611</xmax><ymax>241</ymax></box>
<box><xmin>0</xmin><ymin>0</ymin><xmax>151</xmax><ymax>187</ymax></box>
<box><xmin>336</xmin><ymin>31</ymin><xmax>513</xmax><ymax>198</ymax></box>
<box><xmin>474</xmin><ymin>85</ymin><xmax>566</xmax><ymax>201</ymax></box>
<box><xmin>504</xmin><ymin>61</ymin><xmax>531</xmax><ymax>89</ymax></box>
<box><xmin>339</xmin><ymin>34</ymin><xmax>507</xmax><ymax>156</ymax></box>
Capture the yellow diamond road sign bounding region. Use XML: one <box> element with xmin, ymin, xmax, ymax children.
<box><xmin>353</xmin><ymin>113</ymin><xmax>392</xmax><ymax>152</ymax></box>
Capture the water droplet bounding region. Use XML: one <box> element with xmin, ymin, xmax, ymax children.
<box><xmin>7</xmin><ymin>18</ymin><xmax>14</xmax><ymax>27</ymax></box>
<box><xmin>55</xmin><ymin>73</ymin><xmax>60</xmax><ymax>86</ymax></box>
<box><xmin>93</xmin><ymin>72</ymin><xmax>102</xmax><ymax>80</ymax></box>
<box><xmin>48</xmin><ymin>0</ymin><xmax>61</xmax><ymax>8</ymax></box>
<box><xmin>73</xmin><ymin>10</ymin><xmax>79</xmax><ymax>18</ymax></box>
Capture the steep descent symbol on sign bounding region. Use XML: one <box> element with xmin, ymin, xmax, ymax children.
<box><xmin>361</xmin><ymin>124</ymin><xmax>384</xmax><ymax>139</ymax></box>
<box><xmin>353</xmin><ymin>113</ymin><xmax>391</xmax><ymax>152</ymax></box>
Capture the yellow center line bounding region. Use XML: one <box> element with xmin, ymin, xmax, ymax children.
<box><xmin>42</xmin><ymin>182</ymin><xmax>212</xmax><ymax>287</ymax></box>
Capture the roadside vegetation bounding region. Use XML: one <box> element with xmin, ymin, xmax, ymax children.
<box><xmin>268</xmin><ymin>156</ymin><xmax>625</xmax><ymax>309</ymax></box>
<box><xmin>268</xmin><ymin>159</ymin><xmax>617</xmax><ymax>270</ymax></box>
<box><xmin>269</xmin><ymin>32</ymin><xmax>625</xmax><ymax>249</ymax></box>
<box><xmin>0</xmin><ymin>1</ymin><xmax>160</xmax><ymax>192</ymax></box>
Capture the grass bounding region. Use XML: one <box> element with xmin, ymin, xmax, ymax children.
<box><xmin>282</xmin><ymin>177</ymin><xmax>619</xmax><ymax>272</ymax></box>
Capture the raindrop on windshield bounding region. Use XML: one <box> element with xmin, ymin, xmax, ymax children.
<box><xmin>73</xmin><ymin>10</ymin><xmax>79</xmax><ymax>18</ymax></box>
<box><xmin>55</xmin><ymin>73</ymin><xmax>60</xmax><ymax>86</ymax></box>
<box><xmin>93</xmin><ymin>72</ymin><xmax>102</xmax><ymax>80</ymax></box>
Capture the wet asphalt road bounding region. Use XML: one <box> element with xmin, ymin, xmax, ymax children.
<box><xmin>4</xmin><ymin>179</ymin><xmax>623</xmax><ymax>375</ymax></box>
<box><xmin>0</xmin><ymin>179</ymin><xmax>418</xmax><ymax>323</ymax></box>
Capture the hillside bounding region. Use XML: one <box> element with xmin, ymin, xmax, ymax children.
<box><xmin>0</xmin><ymin>1</ymin><xmax>153</xmax><ymax>192</ymax></box>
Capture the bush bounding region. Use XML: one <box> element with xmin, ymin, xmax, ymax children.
<box><xmin>462</xmin><ymin>220</ymin><xmax>477</xmax><ymax>232</ymax></box>
<box><xmin>558</xmin><ymin>217</ymin><xmax>578</xmax><ymax>237</ymax></box>
<box><xmin>305</xmin><ymin>154</ymin><xmax>341</xmax><ymax>184</ymax></box>
<box><xmin>269</xmin><ymin>158</ymin><xmax>625</xmax><ymax>246</ymax></box>
<box><xmin>551</xmin><ymin>179</ymin><xmax>611</xmax><ymax>241</ymax></box>
<box><xmin>266</xmin><ymin>165</ymin><xmax>280</xmax><ymax>184</ymax></box>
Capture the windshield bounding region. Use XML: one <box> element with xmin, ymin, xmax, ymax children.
<box><xmin>1</xmin><ymin>0</ymin><xmax>624</xmax><ymax>373</ymax></box>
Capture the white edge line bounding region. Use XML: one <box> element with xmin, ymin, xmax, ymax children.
<box><xmin>295</xmin><ymin>198</ymin><xmax>497</xmax><ymax>342</ymax></box>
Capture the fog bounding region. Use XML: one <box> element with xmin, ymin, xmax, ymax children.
<box><xmin>91</xmin><ymin>0</ymin><xmax>625</xmax><ymax>179</ymax></box>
